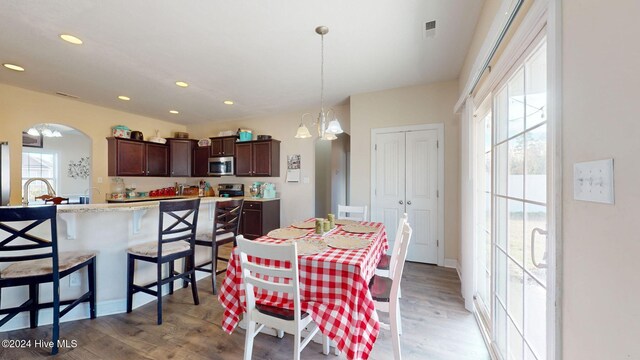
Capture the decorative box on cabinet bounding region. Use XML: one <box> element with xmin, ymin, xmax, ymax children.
<box><xmin>107</xmin><ymin>137</ymin><xmax>169</xmax><ymax>177</ymax></box>
<box><xmin>235</xmin><ymin>139</ymin><xmax>280</xmax><ymax>177</ymax></box>
<box><xmin>240</xmin><ymin>199</ymin><xmax>280</xmax><ymax>240</ymax></box>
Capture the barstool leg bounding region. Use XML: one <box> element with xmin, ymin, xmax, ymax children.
<box><xmin>190</xmin><ymin>254</ymin><xmax>200</xmax><ymax>305</ymax></box>
<box><xmin>28</xmin><ymin>283</ymin><xmax>39</xmax><ymax>328</ymax></box>
<box><xmin>51</xmin><ymin>276</ymin><xmax>60</xmax><ymax>355</ymax></box>
<box><xmin>156</xmin><ymin>262</ymin><xmax>163</xmax><ymax>325</ymax></box>
<box><xmin>183</xmin><ymin>255</ymin><xmax>190</xmax><ymax>289</ymax></box>
<box><xmin>211</xmin><ymin>242</ymin><xmax>218</xmax><ymax>294</ymax></box>
<box><xmin>126</xmin><ymin>255</ymin><xmax>134</xmax><ymax>313</ymax></box>
<box><xmin>169</xmin><ymin>260</ymin><xmax>175</xmax><ymax>295</ymax></box>
<box><xmin>88</xmin><ymin>257</ymin><xmax>97</xmax><ymax>319</ymax></box>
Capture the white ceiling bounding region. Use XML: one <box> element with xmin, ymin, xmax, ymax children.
<box><xmin>0</xmin><ymin>1</ymin><xmax>484</xmax><ymax>125</ymax></box>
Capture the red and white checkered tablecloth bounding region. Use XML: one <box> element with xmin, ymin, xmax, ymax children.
<box><xmin>218</xmin><ymin>220</ymin><xmax>389</xmax><ymax>360</ymax></box>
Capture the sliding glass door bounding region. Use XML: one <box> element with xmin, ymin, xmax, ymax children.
<box><xmin>474</xmin><ymin>37</ymin><xmax>550</xmax><ymax>360</ymax></box>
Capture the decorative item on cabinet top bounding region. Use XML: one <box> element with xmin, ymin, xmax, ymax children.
<box><xmin>130</xmin><ymin>131</ymin><xmax>144</xmax><ymax>141</ymax></box>
<box><xmin>174</xmin><ymin>131</ymin><xmax>189</xmax><ymax>139</ymax></box>
<box><xmin>198</xmin><ymin>138</ymin><xmax>211</xmax><ymax>147</ymax></box>
<box><xmin>148</xmin><ymin>129</ymin><xmax>166</xmax><ymax>144</ymax></box>
<box><xmin>112</xmin><ymin>125</ymin><xmax>131</xmax><ymax>138</ymax></box>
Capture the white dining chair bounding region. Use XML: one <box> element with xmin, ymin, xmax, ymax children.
<box><xmin>369</xmin><ymin>221</ymin><xmax>413</xmax><ymax>360</ymax></box>
<box><xmin>337</xmin><ymin>204</ymin><xmax>368</xmax><ymax>221</ymax></box>
<box><xmin>237</xmin><ymin>236</ymin><xmax>329</xmax><ymax>360</ymax></box>
<box><xmin>375</xmin><ymin>213</ymin><xmax>408</xmax><ymax>278</ymax></box>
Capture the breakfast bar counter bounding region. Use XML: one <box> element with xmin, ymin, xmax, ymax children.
<box><xmin>0</xmin><ymin>197</ymin><xmax>231</xmax><ymax>331</ymax></box>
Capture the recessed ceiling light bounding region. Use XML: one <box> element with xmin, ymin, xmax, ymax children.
<box><xmin>60</xmin><ymin>34</ymin><xmax>83</xmax><ymax>45</ymax></box>
<box><xmin>169</xmin><ymin>110</ymin><xmax>179</xmax><ymax>114</ymax></box>
<box><xmin>175</xmin><ymin>81</ymin><xmax>189</xmax><ymax>88</ymax></box>
<box><xmin>223</xmin><ymin>100</ymin><xmax>234</xmax><ymax>105</ymax></box>
<box><xmin>3</xmin><ymin>63</ymin><xmax>25</xmax><ymax>72</ymax></box>
<box><xmin>118</xmin><ymin>95</ymin><xmax>131</xmax><ymax>101</ymax></box>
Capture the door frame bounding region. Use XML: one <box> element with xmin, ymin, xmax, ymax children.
<box><xmin>370</xmin><ymin>123</ymin><xmax>445</xmax><ymax>267</ymax></box>
<box><xmin>469</xmin><ymin>1</ymin><xmax>561</xmax><ymax>357</ymax></box>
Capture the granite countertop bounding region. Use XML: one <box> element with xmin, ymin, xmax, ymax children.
<box><xmin>55</xmin><ymin>196</ymin><xmax>225</xmax><ymax>213</ymax></box>
<box><xmin>52</xmin><ymin>196</ymin><xmax>279</xmax><ymax>213</ymax></box>
<box><xmin>241</xmin><ymin>197</ymin><xmax>280</xmax><ymax>202</ymax></box>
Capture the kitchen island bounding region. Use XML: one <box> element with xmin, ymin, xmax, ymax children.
<box><xmin>0</xmin><ymin>197</ymin><xmax>237</xmax><ymax>331</ymax></box>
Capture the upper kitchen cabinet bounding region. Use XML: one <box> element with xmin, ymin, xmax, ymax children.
<box><xmin>167</xmin><ymin>138</ymin><xmax>195</xmax><ymax>177</ymax></box>
<box><xmin>192</xmin><ymin>144</ymin><xmax>210</xmax><ymax>177</ymax></box>
<box><xmin>210</xmin><ymin>136</ymin><xmax>238</xmax><ymax>157</ymax></box>
<box><xmin>107</xmin><ymin>137</ymin><xmax>169</xmax><ymax>177</ymax></box>
<box><xmin>235</xmin><ymin>139</ymin><xmax>280</xmax><ymax>177</ymax></box>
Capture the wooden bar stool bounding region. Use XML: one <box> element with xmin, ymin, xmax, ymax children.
<box><xmin>193</xmin><ymin>199</ymin><xmax>243</xmax><ymax>294</ymax></box>
<box><xmin>126</xmin><ymin>198</ymin><xmax>200</xmax><ymax>325</ymax></box>
<box><xmin>0</xmin><ymin>205</ymin><xmax>97</xmax><ymax>355</ymax></box>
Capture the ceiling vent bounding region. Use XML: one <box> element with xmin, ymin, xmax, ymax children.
<box><xmin>55</xmin><ymin>91</ymin><xmax>79</xmax><ymax>99</ymax></box>
<box><xmin>424</xmin><ymin>20</ymin><xmax>437</xmax><ymax>39</ymax></box>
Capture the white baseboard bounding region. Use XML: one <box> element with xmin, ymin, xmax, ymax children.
<box><xmin>444</xmin><ymin>258</ymin><xmax>462</xmax><ymax>281</ymax></box>
<box><xmin>444</xmin><ymin>258</ymin><xmax>458</xmax><ymax>269</ymax></box>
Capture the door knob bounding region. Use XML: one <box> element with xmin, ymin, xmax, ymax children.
<box><xmin>399</xmin><ymin>200</ymin><xmax>403</xmax><ymax>205</ymax></box>
<box><xmin>407</xmin><ymin>201</ymin><xmax>412</xmax><ymax>205</ymax></box>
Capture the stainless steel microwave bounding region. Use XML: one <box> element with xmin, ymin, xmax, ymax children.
<box><xmin>208</xmin><ymin>156</ymin><xmax>234</xmax><ymax>176</ymax></box>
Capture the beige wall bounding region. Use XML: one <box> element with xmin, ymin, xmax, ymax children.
<box><xmin>562</xmin><ymin>1</ymin><xmax>640</xmax><ymax>358</ymax></box>
<box><xmin>458</xmin><ymin>0</ymin><xmax>502</xmax><ymax>92</ymax></box>
<box><xmin>186</xmin><ymin>105</ymin><xmax>350</xmax><ymax>227</ymax></box>
<box><xmin>350</xmin><ymin>81</ymin><xmax>460</xmax><ymax>261</ymax></box>
<box><xmin>0</xmin><ymin>84</ymin><xmax>186</xmax><ymax>205</ymax></box>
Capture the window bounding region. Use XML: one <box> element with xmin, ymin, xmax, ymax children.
<box><xmin>22</xmin><ymin>151</ymin><xmax>57</xmax><ymax>203</ymax></box>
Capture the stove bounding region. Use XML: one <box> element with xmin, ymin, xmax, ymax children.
<box><xmin>218</xmin><ymin>183</ymin><xmax>244</xmax><ymax>197</ymax></box>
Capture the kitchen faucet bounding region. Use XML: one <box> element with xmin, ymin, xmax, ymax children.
<box><xmin>22</xmin><ymin>178</ymin><xmax>56</xmax><ymax>205</ymax></box>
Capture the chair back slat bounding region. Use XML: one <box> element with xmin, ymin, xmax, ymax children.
<box><xmin>237</xmin><ymin>237</ymin><xmax>302</xmax><ymax>321</ymax></box>
<box><xmin>242</xmin><ymin>261</ymin><xmax>295</xmax><ymax>279</ymax></box>
<box><xmin>0</xmin><ymin>219</ymin><xmax>51</xmax><ymax>247</ymax></box>
<box><xmin>157</xmin><ymin>199</ymin><xmax>200</xmax><ymax>258</ymax></box>
<box><xmin>164</xmin><ymin>209</ymin><xmax>196</xmax><ymax>232</ymax></box>
<box><xmin>337</xmin><ymin>204</ymin><xmax>368</xmax><ymax>221</ymax></box>
<box><xmin>0</xmin><ymin>206</ymin><xmax>58</xmax><ymax>270</ymax></box>
<box><xmin>213</xmin><ymin>199</ymin><xmax>243</xmax><ymax>239</ymax></box>
<box><xmin>0</xmin><ymin>252</ymin><xmax>52</xmax><ymax>262</ymax></box>
<box><xmin>390</xmin><ymin>222</ymin><xmax>412</xmax><ymax>299</ymax></box>
<box><xmin>0</xmin><ymin>243</ymin><xmax>53</xmax><ymax>251</ymax></box>
<box><xmin>388</xmin><ymin>213</ymin><xmax>408</xmax><ymax>277</ymax></box>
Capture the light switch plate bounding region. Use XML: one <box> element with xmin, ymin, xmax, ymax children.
<box><xmin>573</xmin><ymin>159</ymin><xmax>614</xmax><ymax>204</ymax></box>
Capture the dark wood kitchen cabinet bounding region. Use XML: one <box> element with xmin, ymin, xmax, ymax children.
<box><xmin>240</xmin><ymin>199</ymin><xmax>280</xmax><ymax>240</ymax></box>
<box><xmin>235</xmin><ymin>139</ymin><xmax>280</xmax><ymax>177</ymax></box>
<box><xmin>167</xmin><ymin>138</ymin><xmax>195</xmax><ymax>177</ymax></box>
<box><xmin>210</xmin><ymin>136</ymin><xmax>238</xmax><ymax>157</ymax></box>
<box><xmin>192</xmin><ymin>144</ymin><xmax>210</xmax><ymax>177</ymax></box>
<box><xmin>107</xmin><ymin>137</ymin><xmax>169</xmax><ymax>176</ymax></box>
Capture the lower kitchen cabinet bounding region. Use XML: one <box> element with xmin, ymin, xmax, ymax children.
<box><xmin>240</xmin><ymin>199</ymin><xmax>280</xmax><ymax>240</ymax></box>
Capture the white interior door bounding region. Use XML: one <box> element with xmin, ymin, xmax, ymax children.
<box><xmin>405</xmin><ymin>130</ymin><xmax>438</xmax><ymax>263</ymax></box>
<box><xmin>372</xmin><ymin>128</ymin><xmax>440</xmax><ymax>264</ymax></box>
<box><xmin>371</xmin><ymin>132</ymin><xmax>405</xmax><ymax>251</ymax></box>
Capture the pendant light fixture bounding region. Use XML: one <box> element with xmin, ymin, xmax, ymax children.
<box><xmin>295</xmin><ymin>26</ymin><xmax>343</xmax><ymax>141</ymax></box>
<box><xmin>27</xmin><ymin>124</ymin><xmax>62</xmax><ymax>138</ymax></box>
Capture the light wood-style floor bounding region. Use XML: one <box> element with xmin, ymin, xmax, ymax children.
<box><xmin>0</xmin><ymin>248</ymin><xmax>489</xmax><ymax>360</ymax></box>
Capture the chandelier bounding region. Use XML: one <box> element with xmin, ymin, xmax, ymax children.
<box><xmin>27</xmin><ymin>124</ymin><xmax>62</xmax><ymax>138</ymax></box>
<box><xmin>295</xmin><ymin>26</ymin><xmax>343</xmax><ymax>141</ymax></box>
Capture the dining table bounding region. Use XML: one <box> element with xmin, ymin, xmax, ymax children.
<box><xmin>218</xmin><ymin>218</ymin><xmax>389</xmax><ymax>360</ymax></box>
